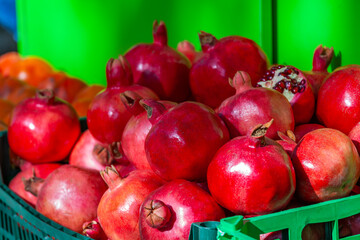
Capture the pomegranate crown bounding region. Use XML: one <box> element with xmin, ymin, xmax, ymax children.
<box><xmin>105</xmin><ymin>55</ymin><xmax>133</xmax><ymax>88</ymax></box>
<box><xmin>312</xmin><ymin>44</ymin><xmax>334</xmax><ymax>72</ymax></box>
<box><xmin>229</xmin><ymin>71</ymin><xmax>253</xmax><ymax>94</ymax></box>
<box><xmin>199</xmin><ymin>31</ymin><xmax>218</xmax><ymax>52</ymax></box>
<box><xmin>153</xmin><ymin>20</ymin><xmax>168</xmax><ymax>46</ymax></box>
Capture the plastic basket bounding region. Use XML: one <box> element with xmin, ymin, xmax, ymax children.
<box><xmin>0</xmin><ymin>118</ymin><xmax>92</xmax><ymax>240</ymax></box>
<box><xmin>216</xmin><ymin>194</ymin><xmax>360</xmax><ymax>240</ymax></box>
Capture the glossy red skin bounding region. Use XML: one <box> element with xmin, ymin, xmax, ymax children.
<box><xmin>36</xmin><ymin>165</ymin><xmax>108</xmax><ymax>233</ymax></box>
<box><xmin>190</xmin><ymin>36</ymin><xmax>269</xmax><ymax>108</ymax></box>
<box><xmin>97</xmin><ymin>170</ymin><xmax>165</xmax><ymax>240</ymax></box>
<box><xmin>69</xmin><ymin>130</ymin><xmax>135</xmax><ymax>177</ymax></box>
<box><xmin>176</xmin><ymin>40</ymin><xmax>203</xmax><ymax>64</ymax></box>
<box><xmin>348</xmin><ymin>122</ymin><xmax>360</xmax><ymax>154</ymax></box>
<box><xmin>292</xmin><ymin>128</ymin><xmax>360</xmax><ymax>203</ymax></box>
<box><xmin>293</xmin><ymin>123</ymin><xmax>325</xmax><ymax>143</ymax></box>
<box><xmin>8</xmin><ymin>96</ymin><xmax>81</xmax><ymax>163</ymax></box>
<box><xmin>125</xmin><ymin>44</ymin><xmax>191</xmax><ymax>102</ymax></box>
<box><xmin>139</xmin><ymin>179</ymin><xmax>225</xmax><ymax>240</ymax></box>
<box><xmin>276</xmin><ymin>139</ymin><xmax>296</xmax><ymax>157</ymax></box>
<box><xmin>9</xmin><ymin>163</ymin><xmax>62</xmax><ymax>207</ymax></box>
<box><xmin>207</xmin><ymin>136</ymin><xmax>296</xmax><ymax>215</ymax></box>
<box><xmin>303</xmin><ymin>71</ymin><xmax>328</xmax><ymax>99</ymax></box>
<box><xmin>316</xmin><ymin>65</ymin><xmax>360</xmax><ymax>134</ymax></box>
<box><xmin>87</xmin><ymin>86</ymin><xmax>158</xmax><ymax>144</ymax></box>
<box><xmin>122</xmin><ymin>101</ymin><xmax>176</xmax><ymax>170</ymax></box>
<box><xmin>145</xmin><ymin>101</ymin><xmax>230</xmax><ymax>181</ymax></box>
<box><xmin>216</xmin><ymin>88</ymin><xmax>294</xmax><ymax>139</ymax></box>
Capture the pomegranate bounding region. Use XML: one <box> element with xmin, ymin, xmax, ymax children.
<box><xmin>207</xmin><ymin>120</ymin><xmax>296</xmax><ymax>215</ymax></box>
<box><xmin>339</xmin><ymin>213</ymin><xmax>360</xmax><ymax>237</ymax></box>
<box><xmin>9</xmin><ymin>163</ymin><xmax>62</xmax><ymax>207</ymax></box>
<box><xmin>69</xmin><ymin>130</ymin><xmax>135</xmax><ymax>177</ymax></box>
<box><xmin>139</xmin><ymin>179</ymin><xmax>225</xmax><ymax>240</ymax></box>
<box><xmin>316</xmin><ymin>65</ymin><xmax>360</xmax><ymax>134</ymax></box>
<box><xmin>349</xmin><ymin>122</ymin><xmax>360</xmax><ymax>153</ymax></box>
<box><xmin>189</xmin><ymin>31</ymin><xmax>269</xmax><ymax>108</ymax></box>
<box><xmin>276</xmin><ymin>130</ymin><xmax>297</xmax><ymax>157</ymax></box>
<box><xmin>256</xmin><ymin>65</ymin><xmax>315</xmax><ymax>125</ymax></box>
<box><xmin>125</xmin><ymin>20</ymin><xmax>191</xmax><ymax>102</ymax></box>
<box><xmin>216</xmin><ymin>71</ymin><xmax>294</xmax><ymax>139</ymax></box>
<box><xmin>260</xmin><ymin>223</ymin><xmax>325</xmax><ymax>240</ymax></box>
<box><xmin>8</xmin><ymin>89</ymin><xmax>81</xmax><ymax>164</ymax></box>
<box><xmin>303</xmin><ymin>45</ymin><xmax>334</xmax><ymax>98</ymax></box>
<box><xmin>97</xmin><ymin>167</ymin><xmax>165</xmax><ymax>240</ymax></box>
<box><xmin>143</xmin><ymin>100</ymin><xmax>229</xmax><ymax>181</ymax></box>
<box><xmin>82</xmin><ymin>217</ymin><xmax>108</xmax><ymax>240</ymax></box>
<box><xmin>122</xmin><ymin>99</ymin><xmax>176</xmax><ymax>170</ymax></box>
<box><xmin>176</xmin><ymin>40</ymin><xmax>203</xmax><ymax>64</ymax></box>
<box><xmin>87</xmin><ymin>56</ymin><xmax>158</xmax><ymax>145</ymax></box>
<box><xmin>293</xmin><ymin>123</ymin><xmax>325</xmax><ymax>142</ymax></box>
<box><xmin>292</xmin><ymin>128</ymin><xmax>360</xmax><ymax>203</ymax></box>
<box><xmin>36</xmin><ymin>165</ymin><xmax>108</xmax><ymax>233</ymax></box>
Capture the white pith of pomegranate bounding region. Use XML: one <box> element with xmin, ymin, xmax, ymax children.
<box><xmin>256</xmin><ymin>65</ymin><xmax>306</xmax><ymax>101</ymax></box>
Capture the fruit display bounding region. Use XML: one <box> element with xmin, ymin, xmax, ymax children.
<box><xmin>2</xmin><ymin>19</ymin><xmax>360</xmax><ymax>240</ymax></box>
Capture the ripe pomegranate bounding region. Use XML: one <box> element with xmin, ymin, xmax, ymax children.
<box><xmin>316</xmin><ymin>65</ymin><xmax>360</xmax><ymax>134</ymax></box>
<box><xmin>216</xmin><ymin>71</ymin><xmax>294</xmax><ymax>139</ymax></box>
<box><xmin>139</xmin><ymin>179</ymin><xmax>225</xmax><ymax>240</ymax></box>
<box><xmin>82</xmin><ymin>217</ymin><xmax>108</xmax><ymax>240</ymax></box>
<box><xmin>303</xmin><ymin>45</ymin><xmax>334</xmax><ymax>98</ymax></box>
<box><xmin>260</xmin><ymin>223</ymin><xmax>325</xmax><ymax>240</ymax></box>
<box><xmin>87</xmin><ymin>56</ymin><xmax>158</xmax><ymax>145</ymax></box>
<box><xmin>207</xmin><ymin>120</ymin><xmax>296</xmax><ymax>215</ymax></box>
<box><xmin>349</xmin><ymin>122</ymin><xmax>360</xmax><ymax>153</ymax></box>
<box><xmin>125</xmin><ymin>20</ymin><xmax>191</xmax><ymax>102</ymax></box>
<box><xmin>97</xmin><ymin>167</ymin><xmax>165</xmax><ymax>240</ymax></box>
<box><xmin>176</xmin><ymin>40</ymin><xmax>203</xmax><ymax>64</ymax></box>
<box><xmin>256</xmin><ymin>65</ymin><xmax>315</xmax><ymax>125</ymax></box>
<box><xmin>122</xmin><ymin>99</ymin><xmax>176</xmax><ymax>170</ymax></box>
<box><xmin>9</xmin><ymin>163</ymin><xmax>62</xmax><ymax>207</ymax></box>
<box><xmin>36</xmin><ymin>165</ymin><xmax>108</xmax><ymax>233</ymax></box>
<box><xmin>69</xmin><ymin>130</ymin><xmax>135</xmax><ymax>177</ymax></box>
<box><xmin>276</xmin><ymin>130</ymin><xmax>297</xmax><ymax>157</ymax></box>
<box><xmin>293</xmin><ymin>123</ymin><xmax>325</xmax><ymax>142</ymax></box>
<box><xmin>292</xmin><ymin>128</ymin><xmax>360</xmax><ymax>203</ymax></box>
<box><xmin>8</xmin><ymin>89</ymin><xmax>81</xmax><ymax>163</ymax></box>
<box><xmin>144</xmin><ymin>100</ymin><xmax>229</xmax><ymax>181</ymax></box>
<box><xmin>190</xmin><ymin>31</ymin><xmax>269</xmax><ymax>108</ymax></box>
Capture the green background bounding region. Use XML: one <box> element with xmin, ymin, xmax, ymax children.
<box><xmin>15</xmin><ymin>0</ymin><xmax>358</xmax><ymax>85</ymax></box>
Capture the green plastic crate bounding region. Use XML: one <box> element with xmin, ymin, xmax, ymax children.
<box><xmin>0</xmin><ymin>119</ymin><xmax>93</xmax><ymax>240</ymax></box>
<box><xmin>217</xmin><ymin>194</ymin><xmax>360</xmax><ymax>240</ymax></box>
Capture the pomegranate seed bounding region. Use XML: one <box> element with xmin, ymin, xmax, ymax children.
<box><xmin>259</xmin><ymin>77</ymin><xmax>266</xmax><ymax>82</ymax></box>
<box><xmin>285</xmin><ymin>81</ymin><xmax>292</xmax><ymax>89</ymax></box>
<box><xmin>300</xmin><ymin>79</ymin><xmax>306</xmax><ymax>85</ymax></box>
<box><xmin>277</xmin><ymin>65</ymin><xmax>284</xmax><ymax>69</ymax></box>
<box><xmin>256</xmin><ymin>84</ymin><xmax>262</xmax><ymax>88</ymax></box>
<box><xmin>299</xmin><ymin>86</ymin><xmax>305</xmax><ymax>93</ymax></box>
<box><xmin>293</xmin><ymin>69</ymin><xmax>299</xmax><ymax>74</ymax></box>
<box><xmin>268</xmin><ymin>76</ymin><xmax>273</xmax><ymax>80</ymax></box>
<box><xmin>274</xmin><ymin>86</ymin><xmax>284</xmax><ymax>93</ymax></box>
<box><xmin>284</xmin><ymin>68</ymin><xmax>292</xmax><ymax>75</ymax></box>
<box><xmin>265</xmin><ymin>71</ymin><xmax>270</xmax><ymax>76</ymax></box>
<box><xmin>291</xmin><ymin>86</ymin><xmax>299</xmax><ymax>94</ymax></box>
<box><xmin>291</xmin><ymin>79</ymin><xmax>297</xmax><ymax>84</ymax></box>
<box><xmin>278</xmin><ymin>80</ymin><xmax>286</xmax><ymax>88</ymax></box>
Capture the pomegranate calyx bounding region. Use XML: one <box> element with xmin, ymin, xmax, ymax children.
<box><xmin>93</xmin><ymin>144</ymin><xmax>113</xmax><ymax>165</ymax></box>
<box><xmin>120</xmin><ymin>91</ymin><xmax>144</xmax><ymax>116</ymax></box>
<box><xmin>22</xmin><ymin>168</ymin><xmax>45</xmax><ymax>197</ymax></box>
<box><xmin>312</xmin><ymin>45</ymin><xmax>334</xmax><ymax>72</ymax></box>
<box><xmin>199</xmin><ymin>31</ymin><xmax>218</xmax><ymax>52</ymax></box>
<box><xmin>229</xmin><ymin>71</ymin><xmax>253</xmax><ymax>94</ymax></box>
<box><xmin>105</xmin><ymin>56</ymin><xmax>133</xmax><ymax>88</ymax></box>
<box><xmin>143</xmin><ymin>199</ymin><xmax>171</xmax><ymax>229</ymax></box>
<box><xmin>100</xmin><ymin>165</ymin><xmax>122</xmax><ymax>189</ymax></box>
<box><xmin>153</xmin><ymin>20</ymin><xmax>168</xmax><ymax>46</ymax></box>
<box><xmin>278</xmin><ymin>130</ymin><xmax>296</xmax><ymax>143</ymax></box>
<box><xmin>36</xmin><ymin>89</ymin><xmax>55</xmax><ymax>104</ymax></box>
<box><xmin>82</xmin><ymin>218</ymin><xmax>105</xmax><ymax>239</ymax></box>
<box><xmin>108</xmin><ymin>141</ymin><xmax>124</xmax><ymax>161</ymax></box>
<box><xmin>139</xmin><ymin>99</ymin><xmax>167</xmax><ymax>125</ymax></box>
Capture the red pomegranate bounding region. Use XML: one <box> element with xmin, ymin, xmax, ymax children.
<box><xmin>9</xmin><ymin>163</ymin><xmax>62</xmax><ymax>207</ymax></box>
<box><xmin>8</xmin><ymin>89</ymin><xmax>80</xmax><ymax>163</ymax></box>
<box><xmin>122</xmin><ymin>99</ymin><xmax>176</xmax><ymax>170</ymax></box>
<box><xmin>143</xmin><ymin>100</ymin><xmax>229</xmax><ymax>181</ymax></box>
<box><xmin>139</xmin><ymin>179</ymin><xmax>225</xmax><ymax>240</ymax></box>
<box><xmin>339</xmin><ymin>213</ymin><xmax>360</xmax><ymax>238</ymax></box>
<box><xmin>316</xmin><ymin>65</ymin><xmax>360</xmax><ymax>134</ymax></box>
<box><xmin>293</xmin><ymin>123</ymin><xmax>325</xmax><ymax>142</ymax></box>
<box><xmin>36</xmin><ymin>165</ymin><xmax>108</xmax><ymax>233</ymax></box>
<box><xmin>97</xmin><ymin>167</ymin><xmax>165</xmax><ymax>240</ymax></box>
<box><xmin>176</xmin><ymin>40</ymin><xmax>203</xmax><ymax>64</ymax></box>
<box><xmin>207</xmin><ymin>120</ymin><xmax>296</xmax><ymax>215</ymax></box>
<box><xmin>349</xmin><ymin>122</ymin><xmax>360</xmax><ymax>153</ymax></box>
<box><xmin>292</xmin><ymin>128</ymin><xmax>360</xmax><ymax>203</ymax></box>
<box><xmin>303</xmin><ymin>45</ymin><xmax>334</xmax><ymax>98</ymax></box>
<box><xmin>256</xmin><ymin>65</ymin><xmax>315</xmax><ymax>125</ymax></box>
<box><xmin>216</xmin><ymin>71</ymin><xmax>294</xmax><ymax>139</ymax></box>
<box><xmin>260</xmin><ymin>223</ymin><xmax>325</xmax><ymax>240</ymax></box>
<box><xmin>82</xmin><ymin>217</ymin><xmax>108</xmax><ymax>240</ymax></box>
<box><xmin>190</xmin><ymin>32</ymin><xmax>269</xmax><ymax>108</ymax></box>
<box><xmin>125</xmin><ymin>20</ymin><xmax>191</xmax><ymax>102</ymax></box>
<box><xmin>87</xmin><ymin>56</ymin><xmax>158</xmax><ymax>145</ymax></box>
<box><xmin>69</xmin><ymin>130</ymin><xmax>134</xmax><ymax>178</ymax></box>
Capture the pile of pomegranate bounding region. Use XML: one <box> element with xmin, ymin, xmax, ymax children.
<box><xmin>2</xmin><ymin>20</ymin><xmax>360</xmax><ymax>239</ymax></box>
